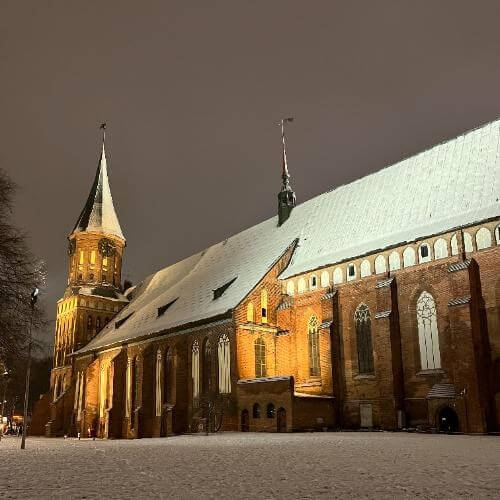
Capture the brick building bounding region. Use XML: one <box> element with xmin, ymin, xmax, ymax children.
<box><xmin>41</xmin><ymin>119</ymin><xmax>500</xmax><ymax>437</ymax></box>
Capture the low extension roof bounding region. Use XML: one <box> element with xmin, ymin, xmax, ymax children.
<box><xmin>75</xmin><ymin>118</ymin><xmax>500</xmax><ymax>355</ymax></box>
<box><xmin>71</xmin><ymin>143</ymin><xmax>125</xmax><ymax>240</ymax></box>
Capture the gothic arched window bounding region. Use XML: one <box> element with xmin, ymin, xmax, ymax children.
<box><xmin>164</xmin><ymin>348</ymin><xmax>175</xmax><ymax>405</ymax></box>
<box><xmin>191</xmin><ymin>341</ymin><xmax>200</xmax><ymax>400</ymax></box>
<box><xmin>389</xmin><ymin>251</ymin><xmax>401</xmax><ymax>271</ymax></box>
<box><xmin>355</xmin><ymin>304</ymin><xmax>374</xmax><ymax>374</ymax></box>
<box><xmin>254</xmin><ymin>338</ymin><xmax>266</xmax><ymax>378</ymax></box>
<box><xmin>416</xmin><ymin>291</ymin><xmax>441</xmax><ymax>370</ymax></box>
<box><xmin>155</xmin><ymin>349</ymin><xmax>162</xmax><ymax>416</ymax></box>
<box><xmin>475</xmin><ymin>227</ymin><xmax>492</xmax><ymax>250</ymax></box>
<box><xmin>433</xmin><ymin>238</ymin><xmax>449</xmax><ymax>260</ymax></box>
<box><xmin>202</xmin><ymin>339</ymin><xmax>212</xmax><ymax>394</ymax></box>
<box><xmin>308</xmin><ymin>316</ymin><xmax>320</xmax><ymax>377</ymax></box>
<box><xmin>253</xmin><ymin>403</ymin><xmax>261</xmax><ymax>418</ymax></box>
<box><xmin>374</xmin><ymin>255</ymin><xmax>386</xmax><ymax>274</ymax></box>
<box><xmin>218</xmin><ymin>334</ymin><xmax>231</xmax><ymax>394</ymax></box>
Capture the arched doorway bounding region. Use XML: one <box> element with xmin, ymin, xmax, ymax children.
<box><xmin>241</xmin><ymin>409</ymin><xmax>249</xmax><ymax>432</ymax></box>
<box><xmin>437</xmin><ymin>406</ymin><xmax>459</xmax><ymax>433</ymax></box>
<box><xmin>277</xmin><ymin>407</ymin><xmax>287</xmax><ymax>432</ymax></box>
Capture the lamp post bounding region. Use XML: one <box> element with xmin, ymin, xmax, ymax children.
<box><xmin>0</xmin><ymin>369</ymin><xmax>10</xmax><ymax>441</ymax></box>
<box><xmin>21</xmin><ymin>287</ymin><xmax>38</xmax><ymax>450</ymax></box>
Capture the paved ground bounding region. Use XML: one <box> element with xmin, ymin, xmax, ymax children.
<box><xmin>0</xmin><ymin>432</ymin><xmax>498</xmax><ymax>499</ymax></box>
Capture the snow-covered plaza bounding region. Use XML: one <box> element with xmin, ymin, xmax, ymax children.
<box><xmin>0</xmin><ymin>432</ymin><xmax>498</xmax><ymax>498</ymax></box>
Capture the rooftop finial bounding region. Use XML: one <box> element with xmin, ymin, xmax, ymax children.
<box><xmin>100</xmin><ymin>122</ymin><xmax>107</xmax><ymax>148</ymax></box>
<box><xmin>279</xmin><ymin>117</ymin><xmax>294</xmax><ymax>188</ymax></box>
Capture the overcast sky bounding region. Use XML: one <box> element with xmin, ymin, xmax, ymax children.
<box><xmin>2</xmin><ymin>1</ymin><xmax>500</xmax><ymax>346</ymax></box>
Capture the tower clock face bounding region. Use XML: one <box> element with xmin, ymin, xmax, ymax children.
<box><xmin>67</xmin><ymin>239</ymin><xmax>76</xmax><ymax>256</ymax></box>
<box><xmin>98</xmin><ymin>238</ymin><xmax>116</xmax><ymax>257</ymax></box>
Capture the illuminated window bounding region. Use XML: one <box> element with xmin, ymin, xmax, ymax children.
<box><xmin>90</xmin><ymin>250</ymin><xmax>96</xmax><ymax>266</ymax></box>
<box><xmin>308</xmin><ymin>316</ymin><xmax>320</xmax><ymax>377</ymax></box>
<box><xmin>246</xmin><ymin>302</ymin><xmax>255</xmax><ymax>322</ymax></box>
<box><xmin>79</xmin><ymin>250</ymin><xmax>84</xmax><ymax>265</ymax></box>
<box><xmin>260</xmin><ymin>289</ymin><xmax>268</xmax><ymax>323</ymax></box>
<box><xmin>417</xmin><ymin>291</ymin><xmax>441</xmax><ymax>370</ymax></box>
<box><xmin>202</xmin><ymin>339</ymin><xmax>212</xmax><ymax>394</ymax></box>
<box><xmin>155</xmin><ymin>349</ymin><xmax>162</xmax><ymax>416</ymax></box>
<box><xmin>218</xmin><ymin>334</ymin><xmax>231</xmax><ymax>394</ymax></box>
<box><xmin>254</xmin><ymin>338</ymin><xmax>266</xmax><ymax>378</ymax></box>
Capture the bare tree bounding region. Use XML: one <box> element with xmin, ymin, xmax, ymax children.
<box><xmin>0</xmin><ymin>168</ymin><xmax>46</xmax><ymax>366</ymax></box>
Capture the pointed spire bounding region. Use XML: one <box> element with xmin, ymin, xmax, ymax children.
<box><xmin>71</xmin><ymin>124</ymin><xmax>125</xmax><ymax>240</ymax></box>
<box><xmin>277</xmin><ymin>117</ymin><xmax>296</xmax><ymax>226</ymax></box>
<box><xmin>280</xmin><ymin>117</ymin><xmax>293</xmax><ymax>190</ymax></box>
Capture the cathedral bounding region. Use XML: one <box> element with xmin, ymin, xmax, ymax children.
<box><xmin>37</xmin><ymin>118</ymin><xmax>500</xmax><ymax>438</ymax></box>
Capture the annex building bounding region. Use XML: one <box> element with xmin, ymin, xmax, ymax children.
<box><xmin>35</xmin><ymin>118</ymin><xmax>500</xmax><ymax>437</ymax></box>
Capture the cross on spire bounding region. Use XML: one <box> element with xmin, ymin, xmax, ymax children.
<box><xmin>280</xmin><ymin>117</ymin><xmax>294</xmax><ymax>189</ymax></box>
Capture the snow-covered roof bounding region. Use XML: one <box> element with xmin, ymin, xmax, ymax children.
<box><xmin>71</xmin><ymin>143</ymin><xmax>125</xmax><ymax>240</ymax></box>
<box><xmin>76</xmin><ymin>118</ymin><xmax>500</xmax><ymax>354</ymax></box>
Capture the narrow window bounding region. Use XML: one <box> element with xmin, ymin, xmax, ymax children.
<box><xmin>164</xmin><ymin>348</ymin><xmax>175</xmax><ymax>405</ymax></box>
<box><xmin>202</xmin><ymin>339</ymin><xmax>212</xmax><ymax>394</ymax></box>
<box><xmin>87</xmin><ymin>315</ymin><xmax>93</xmax><ymax>332</ymax></box>
<box><xmin>496</xmin><ymin>226</ymin><xmax>500</xmax><ymax>245</ymax></box>
<box><xmin>155</xmin><ymin>349</ymin><xmax>162</xmax><ymax>416</ymax></box>
<box><xmin>253</xmin><ymin>403</ymin><xmax>261</xmax><ymax>418</ymax></box>
<box><xmin>192</xmin><ymin>341</ymin><xmax>200</xmax><ymax>400</ymax></box>
<box><xmin>360</xmin><ymin>260</ymin><xmax>371</xmax><ymax>278</ymax></box>
<box><xmin>308</xmin><ymin>316</ymin><xmax>320</xmax><ymax>377</ymax></box>
<box><xmin>355</xmin><ymin>304</ymin><xmax>374</xmax><ymax>374</ymax></box>
<box><xmin>79</xmin><ymin>250</ymin><xmax>84</xmax><ymax>265</ymax></box>
<box><xmin>347</xmin><ymin>264</ymin><xmax>356</xmax><ymax>281</ymax></box>
<box><xmin>254</xmin><ymin>338</ymin><xmax>266</xmax><ymax>378</ymax></box>
<box><xmin>417</xmin><ymin>291</ymin><xmax>441</xmax><ymax>370</ymax></box>
<box><xmin>375</xmin><ymin>255</ymin><xmax>387</xmax><ymax>274</ymax></box>
<box><xmin>310</xmin><ymin>275</ymin><xmax>317</xmax><ymax>290</ymax></box>
<box><xmin>403</xmin><ymin>247</ymin><xmax>416</xmax><ymax>267</ymax></box>
<box><xmin>246</xmin><ymin>302</ymin><xmax>255</xmax><ymax>322</ymax></box>
<box><xmin>451</xmin><ymin>234</ymin><xmax>458</xmax><ymax>256</ymax></box>
<box><xmin>130</xmin><ymin>357</ymin><xmax>137</xmax><ymax>427</ymax></box>
<box><xmin>419</xmin><ymin>243</ymin><xmax>431</xmax><ymax>263</ymax></box>
<box><xmin>433</xmin><ymin>238</ymin><xmax>448</xmax><ymax>260</ymax></box>
<box><xmin>217</xmin><ymin>334</ymin><xmax>231</xmax><ymax>394</ymax></box>
<box><xmin>420</xmin><ymin>244</ymin><xmax>429</xmax><ymax>258</ymax></box>
<box><xmin>298</xmin><ymin>278</ymin><xmax>307</xmax><ymax>293</ymax></box>
<box><xmin>90</xmin><ymin>250</ymin><xmax>96</xmax><ymax>266</ymax></box>
<box><xmin>286</xmin><ymin>281</ymin><xmax>295</xmax><ymax>295</ymax></box>
<box><xmin>267</xmin><ymin>403</ymin><xmax>275</xmax><ymax>418</ymax></box>
<box><xmin>96</xmin><ymin>317</ymin><xmax>101</xmax><ymax>332</ymax></box>
<box><xmin>333</xmin><ymin>267</ymin><xmax>343</xmax><ymax>284</ymax></box>
<box><xmin>260</xmin><ymin>289</ymin><xmax>268</xmax><ymax>323</ymax></box>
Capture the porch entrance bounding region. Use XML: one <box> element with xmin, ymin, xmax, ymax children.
<box><xmin>241</xmin><ymin>409</ymin><xmax>249</xmax><ymax>432</ymax></box>
<box><xmin>438</xmin><ymin>406</ymin><xmax>459</xmax><ymax>433</ymax></box>
<box><xmin>277</xmin><ymin>407</ymin><xmax>287</xmax><ymax>432</ymax></box>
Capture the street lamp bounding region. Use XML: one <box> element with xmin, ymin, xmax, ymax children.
<box><xmin>0</xmin><ymin>369</ymin><xmax>10</xmax><ymax>441</ymax></box>
<box><xmin>20</xmin><ymin>287</ymin><xmax>38</xmax><ymax>450</ymax></box>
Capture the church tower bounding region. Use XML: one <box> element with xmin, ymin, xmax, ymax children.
<box><xmin>277</xmin><ymin>118</ymin><xmax>296</xmax><ymax>226</ymax></box>
<box><xmin>50</xmin><ymin>125</ymin><xmax>128</xmax><ymax>403</ymax></box>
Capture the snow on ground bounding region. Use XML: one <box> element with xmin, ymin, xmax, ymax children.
<box><xmin>0</xmin><ymin>432</ymin><xmax>499</xmax><ymax>499</ymax></box>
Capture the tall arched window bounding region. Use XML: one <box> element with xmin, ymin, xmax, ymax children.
<box><xmin>246</xmin><ymin>302</ymin><xmax>255</xmax><ymax>322</ymax></box>
<box><xmin>218</xmin><ymin>334</ymin><xmax>231</xmax><ymax>394</ymax></box>
<box><xmin>164</xmin><ymin>348</ymin><xmax>175</xmax><ymax>405</ymax></box>
<box><xmin>155</xmin><ymin>349</ymin><xmax>162</xmax><ymax>416</ymax></box>
<box><xmin>355</xmin><ymin>304</ymin><xmax>374</xmax><ymax>374</ymax></box>
<box><xmin>192</xmin><ymin>341</ymin><xmax>200</xmax><ymax>400</ymax></box>
<box><xmin>202</xmin><ymin>339</ymin><xmax>212</xmax><ymax>394</ymax></box>
<box><xmin>260</xmin><ymin>289</ymin><xmax>268</xmax><ymax>323</ymax></box>
<box><xmin>308</xmin><ymin>316</ymin><xmax>320</xmax><ymax>377</ymax></box>
<box><xmin>451</xmin><ymin>234</ymin><xmax>458</xmax><ymax>255</ymax></box>
<box><xmin>416</xmin><ymin>291</ymin><xmax>441</xmax><ymax>370</ymax></box>
<box><xmin>129</xmin><ymin>357</ymin><xmax>137</xmax><ymax>426</ymax></box>
<box><xmin>463</xmin><ymin>231</ymin><xmax>473</xmax><ymax>252</ymax></box>
<box><xmin>286</xmin><ymin>281</ymin><xmax>295</xmax><ymax>295</ymax></box>
<box><xmin>254</xmin><ymin>338</ymin><xmax>266</xmax><ymax>378</ymax></box>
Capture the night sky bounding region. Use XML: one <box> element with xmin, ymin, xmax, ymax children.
<box><xmin>2</xmin><ymin>1</ymin><xmax>500</xmax><ymax>346</ymax></box>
